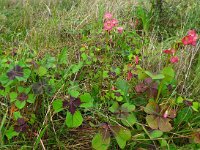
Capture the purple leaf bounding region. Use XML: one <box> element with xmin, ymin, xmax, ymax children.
<box><xmin>14</xmin><ymin>118</ymin><xmax>28</xmax><ymax>132</ymax></box>
<box><xmin>7</xmin><ymin>65</ymin><xmax>23</xmax><ymax>80</ymax></box>
<box><xmin>17</xmin><ymin>93</ymin><xmax>28</xmax><ymax>101</ymax></box>
<box><xmin>68</xmin><ymin>96</ymin><xmax>81</xmax><ymax>114</ymax></box>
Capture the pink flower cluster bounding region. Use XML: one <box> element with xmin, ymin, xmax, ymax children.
<box><xmin>103</xmin><ymin>12</ymin><xmax>123</xmax><ymax>34</ymax></box>
<box><xmin>163</xmin><ymin>30</ymin><xmax>198</xmax><ymax>64</ymax></box>
<box><xmin>182</xmin><ymin>30</ymin><xmax>198</xmax><ymax>46</ymax></box>
<box><xmin>163</xmin><ymin>48</ymin><xmax>178</xmax><ymax>64</ymax></box>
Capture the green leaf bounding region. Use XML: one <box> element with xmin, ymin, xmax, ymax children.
<box><xmin>92</xmin><ymin>133</ymin><xmax>110</xmax><ymax>150</ymax></box>
<box><xmin>121</xmin><ymin>103</ymin><xmax>135</xmax><ymax>112</ymax></box>
<box><xmin>17</xmin><ymin>68</ymin><xmax>31</xmax><ymax>81</ymax></box>
<box><xmin>65</xmin><ymin>110</ymin><xmax>83</xmax><ymax>128</ymax></box>
<box><xmin>162</xmin><ymin>66</ymin><xmax>175</xmax><ymax>82</ymax></box>
<box><xmin>144</xmin><ymin>102</ymin><xmax>160</xmax><ymax>114</ymax></box>
<box><xmin>109</xmin><ymin>102</ymin><xmax>119</xmax><ymax>113</ymax></box>
<box><xmin>10</xmin><ymin>92</ymin><xmax>17</xmax><ymax>102</ymax></box>
<box><xmin>152</xmin><ymin>74</ymin><xmax>165</xmax><ymax>80</ymax></box>
<box><xmin>176</xmin><ymin>96</ymin><xmax>183</xmax><ymax>104</ymax></box>
<box><xmin>81</xmin><ymin>53</ymin><xmax>88</xmax><ymax>61</ymax></box>
<box><xmin>116</xmin><ymin>79</ymin><xmax>129</xmax><ymax>97</ymax></box>
<box><xmin>68</xmin><ymin>90</ymin><xmax>79</xmax><ymax>98</ymax></box>
<box><xmin>192</xmin><ymin>102</ymin><xmax>199</xmax><ymax>112</ymax></box>
<box><xmin>0</xmin><ymin>74</ymin><xmax>10</xmax><ymax>85</ymax></box>
<box><xmin>144</xmin><ymin>71</ymin><xmax>154</xmax><ymax>78</ymax></box>
<box><xmin>52</xmin><ymin>99</ymin><xmax>63</xmax><ymax>113</ymax></box>
<box><xmin>5</xmin><ymin>126</ymin><xmax>19</xmax><ymax>140</ymax></box>
<box><xmin>103</xmin><ymin>71</ymin><xmax>109</xmax><ymax>78</ymax></box>
<box><xmin>146</xmin><ymin>115</ymin><xmax>158</xmax><ymax>130</ymax></box>
<box><xmin>71</xmin><ymin>62</ymin><xmax>83</xmax><ymax>74</ymax></box>
<box><xmin>13</xmin><ymin>111</ymin><xmax>22</xmax><ymax>120</ymax></box>
<box><xmin>112</xmin><ymin>126</ymin><xmax>131</xmax><ymax>149</ymax></box>
<box><xmin>17</xmin><ymin>86</ymin><xmax>25</xmax><ymax>93</ymax></box>
<box><xmin>121</xmin><ymin>113</ymin><xmax>137</xmax><ymax>127</ymax></box>
<box><xmin>80</xmin><ymin>93</ymin><xmax>93</xmax><ymax>108</ymax></box>
<box><xmin>37</xmin><ymin>66</ymin><xmax>47</xmax><ymax>77</ymax></box>
<box><xmin>29</xmin><ymin>114</ymin><xmax>36</xmax><ymax>125</ymax></box>
<box><xmin>15</xmin><ymin>100</ymin><xmax>26</xmax><ymax>109</ymax></box>
<box><xmin>58</xmin><ymin>47</ymin><xmax>68</xmax><ymax>64</ymax></box>
<box><xmin>150</xmin><ymin>130</ymin><xmax>163</xmax><ymax>139</ymax></box>
<box><xmin>27</xmin><ymin>94</ymin><xmax>35</xmax><ymax>103</ymax></box>
<box><xmin>158</xmin><ymin>117</ymin><xmax>172</xmax><ymax>132</ymax></box>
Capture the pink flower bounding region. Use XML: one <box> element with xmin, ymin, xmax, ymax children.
<box><xmin>111</xmin><ymin>86</ymin><xmax>116</xmax><ymax>91</ymax></box>
<box><xmin>127</xmin><ymin>71</ymin><xmax>133</xmax><ymax>81</ymax></box>
<box><xmin>111</xmin><ymin>19</ymin><xmax>118</xmax><ymax>26</ymax></box>
<box><xmin>104</xmin><ymin>12</ymin><xmax>112</xmax><ymax>20</ymax></box>
<box><xmin>182</xmin><ymin>30</ymin><xmax>198</xmax><ymax>46</ymax></box>
<box><xmin>163</xmin><ymin>49</ymin><xmax>175</xmax><ymax>55</ymax></box>
<box><xmin>163</xmin><ymin>110</ymin><xmax>168</xmax><ymax>118</ymax></box>
<box><xmin>103</xmin><ymin>20</ymin><xmax>114</xmax><ymax>31</ymax></box>
<box><xmin>117</xmin><ymin>27</ymin><xmax>123</xmax><ymax>34</ymax></box>
<box><xmin>135</xmin><ymin>56</ymin><xmax>139</xmax><ymax>64</ymax></box>
<box><xmin>170</xmin><ymin>56</ymin><xmax>179</xmax><ymax>63</ymax></box>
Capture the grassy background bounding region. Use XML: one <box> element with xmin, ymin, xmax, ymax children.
<box><xmin>0</xmin><ymin>0</ymin><xmax>200</xmax><ymax>149</ymax></box>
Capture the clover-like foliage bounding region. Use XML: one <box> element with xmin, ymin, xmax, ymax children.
<box><xmin>7</xmin><ymin>65</ymin><xmax>23</xmax><ymax>80</ymax></box>
<box><xmin>135</xmin><ymin>77</ymin><xmax>158</xmax><ymax>98</ymax></box>
<box><xmin>14</xmin><ymin>118</ymin><xmax>28</xmax><ymax>133</ymax></box>
<box><xmin>109</xmin><ymin>102</ymin><xmax>136</xmax><ymax>127</ymax></box>
<box><xmin>32</xmin><ymin>79</ymin><xmax>53</xmax><ymax>95</ymax></box>
<box><xmin>144</xmin><ymin>101</ymin><xmax>176</xmax><ymax>132</ymax></box>
<box><xmin>92</xmin><ymin>123</ymin><xmax>131</xmax><ymax>150</ymax></box>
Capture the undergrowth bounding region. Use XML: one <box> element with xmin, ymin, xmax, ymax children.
<box><xmin>0</xmin><ymin>0</ymin><xmax>200</xmax><ymax>149</ymax></box>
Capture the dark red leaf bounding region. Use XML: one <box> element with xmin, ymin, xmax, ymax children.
<box><xmin>7</xmin><ymin>65</ymin><xmax>23</xmax><ymax>80</ymax></box>
<box><xmin>17</xmin><ymin>93</ymin><xmax>28</xmax><ymax>101</ymax></box>
<box><xmin>68</xmin><ymin>96</ymin><xmax>81</xmax><ymax>114</ymax></box>
<box><xmin>135</xmin><ymin>83</ymin><xmax>148</xmax><ymax>93</ymax></box>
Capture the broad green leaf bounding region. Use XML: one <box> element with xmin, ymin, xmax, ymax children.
<box><xmin>68</xmin><ymin>90</ymin><xmax>79</xmax><ymax>98</ymax></box>
<box><xmin>150</xmin><ymin>130</ymin><xmax>163</xmax><ymax>139</ymax></box>
<box><xmin>192</xmin><ymin>102</ymin><xmax>199</xmax><ymax>112</ymax></box>
<box><xmin>5</xmin><ymin>126</ymin><xmax>19</xmax><ymax>140</ymax></box>
<box><xmin>65</xmin><ymin>110</ymin><xmax>83</xmax><ymax>128</ymax></box>
<box><xmin>121</xmin><ymin>103</ymin><xmax>135</xmax><ymax>112</ymax></box>
<box><xmin>71</xmin><ymin>62</ymin><xmax>83</xmax><ymax>74</ymax></box>
<box><xmin>109</xmin><ymin>102</ymin><xmax>119</xmax><ymax>113</ymax></box>
<box><xmin>103</xmin><ymin>71</ymin><xmax>109</xmax><ymax>78</ymax></box>
<box><xmin>81</xmin><ymin>53</ymin><xmax>87</xmax><ymax>61</ymax></box>
<box><xmin>116</xmin><ymin>79</ymin><xmax>129</xmax><ymax>97</ymax></box>
<box><xmin>15</xmin><ymin>100</ymin><xmax>26</xmax><ymax>109</ymax></box>
<box><xmin>138</xmin><ymin>70</ymin><xmax>147</xmax><ymax>80</ymax></box>
<box><xmin>27</xmin><ymin>94</ymin><xmax>35</xmax><ymax>103</ymax></box>
<box><xmin>10</xmin><ymin>92</ymin><xmax>17</xmax><ymax>102</ymax></box>
<box><xmin>52</xmin><ymin>99</ymin><xmax>63</xmax><ymax>113</ymax></box>
<box><xmin>144</xmin><ymin>71</ymin><xmax>154</xmax><ymax>78</ymax></box>
<box><xmin>152</xmin><ymin>74</ymin><xmax>165</xmax><ymax>80</ymax></box>
<box><xmin>13</xmin><ymin>111</ymin><xmax>22</xmax><ymax>120</ymax></box>
<box><xmin>121</xmin><ymin>113</ymin><xmax>137</xmax><ymax>127</ymax></box>
<box><xmin>17</xmin><ymin>86</ymin><xmax>25</xmax><ymax>93</ymax></box>
<box><xmin>176</xmin><ymin>96</ymin><xmax>183</xmax><ymax>104</ymax></box>
<box><xmin>37</xmin><ymin>66</ymin><xmax>47</xmax><ymax>77</ymax></box>
<box><xmin>0</xmin><ymin>74</ymin><xmax>10</xmax><ymax>85</ymax></box>
<box><xmin>80</xmin><ymin>93</ymin><xmax>93</xmax><ymax>108</ymax></box>
<box><xmin>146</xmin><ymin>115</ymin><xmax>158</xmax><ymax>130</ymax></box>
<box><xmin>92</xmin><ymin>133</ymin><xmax>110</xmax><ymax>150</ymax></box>
<box><xmin>112</xmin><ymin>126</ymin><xmax>131</xmax><ymax>149</ymax></box>
<box><xmin>17</xmin><ymin>68</ymin><xmax>31</xmax><ymax>81</ymax></box>
<box><xmin>162</xmin><ymin>66</ymin><xmax>175</xmax><ymax>82</ymax></box>
<box><xmin>158</xmin><ymin>117</ymin><xmax>172</xmax><ymax>132</ymax></box>
<box><xmin>144</xmin><ymin>102</ymin><xmax>160</xmax><ymax>114</ymax></box>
